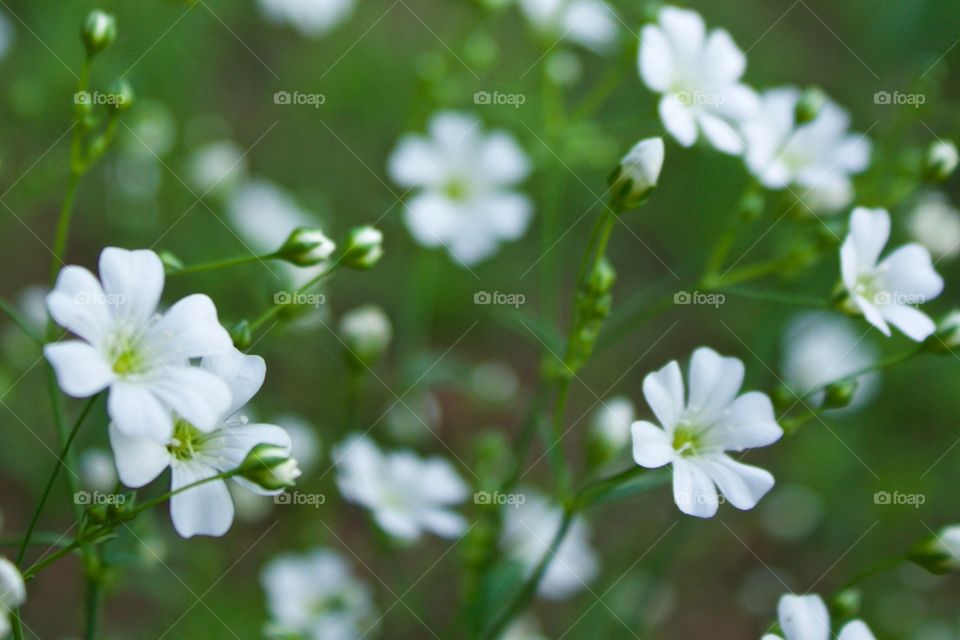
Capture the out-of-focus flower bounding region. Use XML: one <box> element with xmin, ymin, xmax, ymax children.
<box><xmin>81</xmin><ymin>10</ymin><xmax>116</xmax><ymax>57</ymax></box>
<box><xmin>639</xmin><ymin>6</ymin><xmax>758</xmax><ymax>155</ymax></box>
<box><xmin>79</xmin><ymin>449</ymin><xmax>118</xmax><ymax>492</ymax></box>
<box><xmin>339</xmin><ymin>305</ymin><xmax>392</xmax><ymax>367</ymax></box>
<box><xmin>763</xmin><ymin>593</ymin><xmax>875</xmax><ymax>640</ymax></box>
<box><xmin>631</xmin><ymin>347</ymin><xmax>782</xmax><ymax>518</ymax></box>
<box><xmin>261</xmin><ymin>550</ymin><xmax>376</xmax><ymax>640</ymax></box>
<box><xmin>925</xmin><ymin>139</ymin><xmax>959</xmax><ymax>182</ymax></box>
<box><xmin>276</xmin><ymin>227</ymin><xmax>336</xmax><ymax>266</ymax></box>
<box><xmin>273</xmin><ymin>413</ymin><xmax>322</xmax><ymax>473</ymax></box>
<box><xmin>839</xmin><ymin>207</ymin><xmax>943</xmax><ymax>341</ymax></box>
<box><xmin>185</xmin><ymin>140</ymin><xmax>248</xmax><ymax>196</ymax></box>
<box><xmin>334</xmin><ymin>434</ymin><xmax>469</xmax><ymax>541</ymax></box>
<box><xmin>0</xmin><ymin>558</ymin><xmax>26</xmax><ymax>637</ymax></box>
<box><xmin>257</xmin><ymin>0</ymin><xmax>354</xmax><ymax>38</ymax></box>
<box><xmin>109</xmin><ymin>347</ymin><xmax>293</xmax><ymax>538</ymax></box>
<box><xmin>385</xmin><ymin>391</ymin><xmax>442</xmax><ymax>443</ymax></box>
<box><xmin>587</xmin><ymin>396</ymin><xmax>635</xmax><ymax>465</ymax></box>
<box><xmin>45</xmin><ymin>248</ymin><xmax>233</xmax><ymax>440</ymax></box>
<box><xmin>502</xmin><ymin>615</ymin><xmax>549</xmax><ymax>640</ymax></box>
<box><xmin>908</xmin><ymin>524</ymin><xmax>960</xmax><ymax>574</ymax></box>
<box><xmin>388</xmin><ymin>111</ymin><xmax>532</xmax><ymax>266</ymax></box>
<box><xmin>469</xmin><ymin>360</ymin><xmax>519</xmax><ymax>404</ymax></box>
<box><xmin>782</xmin><ymin>312</ymin><xmax>878</xmax><ymax>408</ymax></box>
<box><xmin>518</xmin><ymin>0</ymin><xmax>618</xmax><ymax>53</ymax></box>
<box><xmin>0</xmin><ymin>13</ymin><xmax>15</xmax><ymax>62</ymax></box>
<box><xmin>743</xmin><ymin>87</ymin><xmax>871</xmax><ymax>214</ymax></box>
<box><xmin>501</xmin><ymin>488</ymin><xmax>599</xmax><ymax>599</ymax></box>
<box><xmin>907</xmin><ymin>191</ymin><xmax>960</xmax><ymax>260</ymax></box>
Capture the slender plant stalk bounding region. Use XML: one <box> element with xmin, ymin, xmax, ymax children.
<box><xmin>167</xmin><ymin>252</ymin><xmax>278</xmax><ymax>275</ymax></box>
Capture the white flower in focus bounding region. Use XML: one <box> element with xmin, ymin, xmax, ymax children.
<box><xmin>262</xmin><ymin>549</ymin><xmax>376</xmax><ymax>640</ymax></box>
<box><xmin>782</xmin><ymin>313</ymin><xmax>878</xmax><ymax>408</ymax></box>
<box><xmin>518</xmin><ymin>0</ymin><xmax>618</xmax><ymax>53</ymax></box>
<box><xmin>501</xmin><ymin>488</ymin><xmax>599</xmax><ymax>599</ymax></box>
<box><xmin>763</xmin><ymin>593</ymin><xmax>875</xmax><ymax>640</ymax></box>
<box><xmin>907</xmin><ymin>191</ymin><xmax>960</xmax><ymax>260</ymax></box>
<box><xmin>185</xmin><ymin>140</ymin><xmax>248</xmax><ymax>196</ymax></box>
<box><xmin>840</xmin><ymin>207</ymin><xmax>944</xmax><ymax>341</ymax></box>
<box><xmin>639</xmin><ymin>6</ymin><xmax>759</xmax><ymax>155</ymax></box>
<box><xmin>0</xmin><ymin>558</ymin><xmax>25</xmax><ymax>638</ymax></box>
<box><xmin>388</xmin><ymin>111</ymin><xmax>533</xmax><ymax>266</ymax></box>
<box><xmin>743</xmin><ymin>87</ymin><xmax>871</xmax><ymax>214</ymax></box>
<box><xmin>334</xmin><ymin>433</ymin><xmax>469</xmax><ymax>541</ymax></box>
<box><xmin>45</xmin><ymin>248</ymin><xmax>233</xmax><ymax>440</ymax></box>
<box><xmin>257</xmin><ymin>0</ymin><xmax>354</xmax><ymax>38</ymax></box>
<box><xmin>109</xmin><ymin>347</ymin><xmax>292</xmax><ymax>538</ymax></box>
<box><xmin>631</xmin><ymin>347</ymin><xmax>782</xmax><ymax>518</ymax></box>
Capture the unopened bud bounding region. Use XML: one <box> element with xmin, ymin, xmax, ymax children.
<box><xmin>610</xmin><ymin>137</ymin><xmax>664</xmax><ymax>210</ymax></box>
<box><xmin>908</xmin><ymin>525</ymin><xmax>960</xmax><ymax>574</ymax></box>
<box><xmin>795</xmin><ymin>86</ymin><xmax>826</xmax><ymax>125</ymax></box>
<box><xmin>108</xmin><ymin>78</ymin><xmax>134</xmax><ymax>112</ymax></box>
<box><xmin>238</xmin><ymin>444</ymin><xmax>301</xmax><ymax>491</ymax></box>
<box><xmin>340</xmin><ymin>305</ymin><xmax>392</xmax><ymax>367</ymax></box>
<box><xmin>822</xmin><ymin>378</ymin><xmax>858</xmax><ymax>409</ymax></box>
<box><xmin>924</xmin><ymin>140</ymin><xmax>959</xmax><ymax>182</ymax></box>
<box><xmin>230</xmin><ymin>320</ymin><xmax>252</xmax><ymax>350</ymax></box>
<box><xmin>587</xmin><ymin>257</ymin><xmax>616</xmax><ymax>295</ymax></box>
<box><xmin>342</xmin><ymin>225</ymin><xmax>383</xmax><ymax>269</ymax></box>
<box><xmin>82</xmin><ymin>10</ymin><xmax>116</xmax><ymax>57</ymax></box>
<box><xmin>277</xmin><ymin>226</ymin><xmax>336</xmax><ymax>266</ymax></box>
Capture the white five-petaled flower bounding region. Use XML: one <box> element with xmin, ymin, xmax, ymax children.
<box><xmin>261</xmin><ymin>549</ymin><xmax>376</xmax><ymax>640</ymax></box>
<box><xmin>501</xmin><ymin>488</ymin><xmax>599</xmax><ymax>600</ymax></box>
<box><xmin>388</xmin><ymin>111</ymin><xmax>533</xmax><ymax>266</ymax></box>
<box><xmin>334</xmin><ymin>433</ymin><xmax>469</xmax><ymax>541</ymax></box>
<box><xmin>743</xmin><ymin>87</ymin><xmax>871</xmax><ymax>214</ymax></box>
<box><xmin>840</xmin><ymin>207</ymin><xmax>944</xmax><ymax>341</ymax></box>
<box><xmin>109</xmin><ymin>347</ymin><xmax>292</xmax><ymax>538</ymax></box>
<box><xmin>763</xmin><ymin>593</ymin><xmax>875</xmax><ymax>640</ymax></box>
<box><xmin>0</xmin><ymin>558</ymin><xmax>26</xmax><ymax>638</ymax></box>
<box><xmin>639</xmin><ymin>6</ymin><xmax>758</xmax><ymax>155</ymax></box>
<box><xmin>631</xmin><ymin>347</ymin><xmax>783</xmax><ymax>518</ymax></box>
<box><xmin>45</xmin><ymin>248</ymin><xmax>234</xmax><ymax>440</ymax></box>
<box><xmin>518</xmin><ymin>0</ymin><xmax>618</xmax><ymax>53</ymax></box>
<box><xmin>257</xmin><ymin>0</ymin><xmax>354</xmax><ymax>38</ymax></box>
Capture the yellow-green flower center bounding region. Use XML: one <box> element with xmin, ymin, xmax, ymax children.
<box><xmin>672</xmin><ymin>425</ymin><xmax>701</xmax><ymax>457</ymax></box>
<box><xmin>443</xmin><ymin>178</ymin><xmax>469</xmax><ymax>201</ymax></box>
<box><xmin>167</xmin><ymin>420</ymin><xmax>205</xmax><ymax>461</ymax></box>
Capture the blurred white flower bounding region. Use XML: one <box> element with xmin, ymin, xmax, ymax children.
<box><xmin>79</xmin><ymin>448</ymin><xmax>118</xmax><ymax>492</ymax></box>
<box><xmin>743</xmin><ymin>87</ymin><xmax>871</xmax><ymax>214</ymax></box>
<box><xmin>631</xmin><ymin>347</ymin><xmax>782</xmax><ymax>518</ymax></box>
<box><xmin>262</xmin><ymin>549</ymin><xmax>376</xmax><ymax>640</ymax></box>
<box><xmin>0</xmin><ymin>557</ymin><xmax>25</xmax><ymax>638</ymax></box>
<box><xmin>589</xmin><ymin>396</ymin><xmax>635</xmax><ymax>453</ymax></box>
<box><xmin>763</xmin><ymin>593</ymin><xmax>875</xmax><ymax>640</ymax></box>
<box><xmin>518</xmin><ymin>0</ymin><xmax>618</xmax><ymax>53</ymax></box>
<box><xmin>385</xmin><ymin>390</ymin><xmax>443</xmax><ymax>443</ymax></box>
<box><xmin>840</xmin><ymin>207</ymin><xmax>943</xmax><ymax>341</ymax></box>
<box><xmin>388</xmin><ymin>111</ymin><xmax>533</xmax><ymax>266</ymax></box>
<box><xmin>334</xmin><ymin>433</ymin><xmax>469</xmax><ymax>541</ymax></box>
<box><xmin>273</xmin><ymin>413</ymin><xmax>322</xmax><ymax>473</ymax></box>
<box><xmin>109</xmin><ymin>347</ymin><xmax>293</xmax><ymax>538</ymax></box>
<box><xmin>502</xmin><ymin>615</ymin><xmax>549</xmax><ymax>640</ymax></box>
<box><xmin>782</xmin><ymin>312</ymin><xmax>878</xmax><ymax>408</ymax></box>
<box><xmin>0</xmin><ymin>12</ymin><xmax>14</xmax><ymax>62</ymax></box>
<box><xmin>907</xmin><ymin>191</ymin><xmax>960</xmax><ymax>260</ymax></box>
<box><xmin>469</xmin><ymin>360</ymin><xmax>519</xmax><ymax>404</ymax></box>
<box><xmin>501</xmin><ymin>488</ymin><xmax>599</xmax><ymax>599</ymax></box>
<box><xmin>185</xmin><ymin>140</ymin><xmax>248</xmax><ymax>196</ymax></box>
<box><xmin>339</xmin><ymin>305</ymin><xmax>392</xmax><ymax>366</ymax></box>
<box><xmin>257</xmin><ymin>0</ymin><xmax>354</xmax><ymax>38</ymax></box>
<box><xmin>45</xmin><ymin>248</ymin><xmax>233</xmax><ymax>440</ymax></box>
<box><xmin>639</xmin><ymin>6</ymin><xmax>758</xmax><ymax>155</ymax></box>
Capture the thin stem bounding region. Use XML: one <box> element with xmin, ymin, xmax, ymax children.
<box><xmin>802</xmin><ymin>347</ymin><xmax>923</xmax><ymax>402</ymax></box>
<box><xmin>0</xmin><ymin>534</ymin><xmax>70</xmax><ymax>548</ymax></box>
<box><xmin>0</xmin><ymin>296</ymin><xmax>43</xmax><ymax>345</ymax></box>
<box><xmin>248</xmin><ymin>266</ymin><xmax>336</xmax><ymax>333</ymax></box>
<box><xmin>720</xmin><ymin>287</ymin><xmax>828</xmax><ymax>308</ymax></box>
<box><xmin>85</xmin><ymin>557</ymin><xmax>104</xmax><ymax>640</ymax></box>
<box><xmin>837</xmin><ymin>555</ymin><xmax>905</xmax><ymax>592</ymax></box>
<box><xmin>22</xmin><ymin>540</ymin><xmax>81</xmax><ymax>579</ymax></box>
<box><xmin>167</xmin><ymin>252</ymin><xmax>278</xmax><ymax>276</ymax></box>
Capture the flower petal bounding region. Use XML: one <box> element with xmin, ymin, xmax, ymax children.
<box><xmin>44</xmin><ymin>341</ymin><xmax>115</xmax><ymax>397</ymax></box>
<box><xmin>108</xmin><ymin>380</ymin><xmax>175</xmax><ymax>439</ymax></box>
<box><xmin>659</xmin><ymin>94</ymin><xmax>698</xmax><ymax>147</ymax></box>
<box><xmin>642</xmin><ymin>360</ymin><xmax>685</xmax><ymax>428</ymax></box>
<box><xmin>698</xmin><ymin>112</ymin><xmax>745</xmax><ymax>155</ymax></box>
<box><xmin>639</xmin><ymin>24</ymin><xmax>674</xmax><ymax>91</ymax></box>
<box><xmin>631</xmin><ymin>420</ymin><xmax>674</xmax><ymax>468</ymax></box>
<box><xmin>404</xmin><ymin>193</ymin><xmax>459</xmax><ymax>248</ymax></box>
<box><xmin>204</xmin><ymin>422</ymin><xmax>292</xmax><ymax>475</ymax></box>
<box><xmin>705</xmin><ymin>391</ymin><xmax>782</xmax><ymax>451</ymax></box>
<box><xmin>880</xmin><ymin>304</ymin><xmax>936</xmax><ymax>342</ymax></box>
<box><xmin>837</xmin><ymin>620</ymin><xmax>876</xmax><ymax>640</ymax></box>
<box><xmin>201</xmin><ymin>347</ymin><xmax>266</xmax><ymax>416</ymax></box>
<box><xmin>687</xmin><ymin>347</ymin><xmax>744</xmax><ymax>418</ymax></box>
<box><xmin>478</xmin><ymin>132</ymin><xmax>531</xmax><ymax>186</ymax></box>
<box><xmin>777</xmin><ymin>594</ymin><xmax>830</xmax><ymax>640</ymax></box>
<box><xmin>143</xmin><ymin>365</ymin><xmax>232</xmax><ymax>432</ymax></box>
<box><xmin>672</xmin><ymin>458</ymin><xmax>719</xmax><ymax>518</ymax></box>
<box><xmin>420</xmin><ymin>509</ymin><xmax>468</xmax><ymax>539</ymax></box>
<box><xmin>98</xmin><ymin>248</ymin><xmax>165</xmax><ymax>328</ymax></box>
<box><xmin>46</xmin><ymin>266</ymin><xmax>112</xmax><ymax>345</ymax></box>
<box><xmin>142</xmin><ymin>294</ymin><xmax>232</xmax><ymax>364</ymax></box>
<box><xmin>108</xmin><ymin>422</ymin><xmax>170</xmax><ymax>487</ymax></box>
<box><xmin>388</xmin><ymin>135</ymin><xmax>441</xmax><ymax>188</ymax></box>
<box><xmin>699</xmin><ymin>454</ymin><xmax>774</xmax><ymax>511</ymax></box>
<box><xmin>701</xmin><ymin>28</ymin><xmax>745</xmax><ymax>83</ymax></box>
<box><xmin>483</xmin><ymin>192</ymin><xmax>534</xmax><ymax>241</ymax></box>
<box><xmin>877</xmin><ymin>243</ymin><xmax>943</xmax><ymax>302</ymax></box>
<box><xmin>848</xmin><ymin>207</ymin><xmax>890</xmax><ymax>270</ymax></box>
<box><xmin>170</xmin><ymin>462</ymin><xmax>234</xmax><ymax>538</ymax></box>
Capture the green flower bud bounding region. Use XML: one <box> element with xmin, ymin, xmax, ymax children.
<box><xmin>238</xmin><ymin>444</ymin><xmax>301</xmax><ymax>491</ymax></box>
<box><xmin>277</xmin><ymin>226</ymin><xmax>336</xmax><ymax>266</ymax></box>
<box><xmin>107</xmin><ymin>78</ymin><xmax>134</xmax><ymax>112</ymax></box>
<box><xmin>822</xmin><ymin>378</ymin><xmax>858</xmax><ymax>409</ymax></box>
<box><xmin>908</xmin><ymin>525</ymin><xmax>960</xmax><ymax>574</ymax></box>
<box><xmin>340</xmin><ymin>305</ymin><xmax>392</xmax><ymax>367</ymax></box>
<box><xmin>82</xmin><ymin>10</ymin><xmax>116</xmax><ymax>57</ymax></box>
<box><xmin>610</xmin><ymin>137</ymin><xmax>664</xmax><ymax>211</ymax></box>
<box><xmin>587</xmin><ymin>257</ymin><xmax>616</xmax><ymax>295</ymax></box>
<box><xmin>159</xmin><ymin>250</ymin><xmax>184</xmax><ymax>271</ymax></box>
<box><xmin>924</xmin><ymin>140</ymin><xmax>959</xmax><ymax>182</ymax></box>
<box><xmin>230</xmin><ymin>320</ymin><xmax>252</xmax><ymax>350</ymax></box>
<box><xmin>342</xmin><ymin>225</ymin><xmax>383</xmax><ymax>269</ymax></box>
<box><xmin>795</xmin><ymin>86</ymin><xmax>826</xmax><ymax>124</ymax></box>
<box><xmin>828</xmin><ymin>589</ymin><xmax>862</xmax><ymax>619</ymax></box>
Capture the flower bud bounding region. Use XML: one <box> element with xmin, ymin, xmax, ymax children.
<box><xmin>81</xmin><ymin>10</ymin><xmax>116</xmax><ymax>57</ymax></box>
<box><xmin>587</xmin><ymin>397</ymin><xmax>635</xmax><ymax>468</ymax></box>
<box><xmin>925</xmin><ymin>310</ymin><xmax>960</xmax><ymax>353</ymax></box>
<box><xmin>586</xmin><ymin>257</ymin><xmax>616</xmax><ymax>296</ymax></box>
<box><xmin>277</xmin><ymin>226</ymin><xmax>336</xmax><ymax>266</ymax></box>
<box><xmin>159</xmin><ymin>250</ymin><xmax>184</xmax><ymax>272</ymax></box>
<box><xmin>342</xmin><ymin>225</ymin><xmax>383</xmax><ymax>269</ymax></box>
<box><xmin>610</xmin><ymin>137</ymin><xmax>664</xmax><ymax>210</ymax></box>
<box><xmin>795</xmin><ymin>86</ymin><xmax>826</xmax><ymax>124</ymax></box>
<box><xmin>924</xmin><ymin>139</ymin><xmax>959</xmax><ymax>182</ymax></box>
<box><xmin>238</xmin><ymin>444</ymin><xmax>301</xmax><ymax>491</ymax></box>
<box><xmin>908</xmin><ymin>524</ymin><xmax>960</xmax><ymax>574</ymax></box>
<box><xmin>0</xmin><ymin>557</ymin><xmax>26</xmax><ymax>612</ymax></box>
<box><xmin>822</xmin><ymin>378</ymin><xmax>858</xmax><ymax>409</ymax></box>
<box><xmin>230</xmin><ymin>320</ymin><xmax>252</xmax><ymax>350</ymax></box>
<box><xmin>108</xmin><ymin>78</ymin><xmax>134</xmax><ymax>112</ymax></box>
<box><xmin>340</xmin><ymin>305</ymin><xmax>392</xmax><ymax>367</ymax></box>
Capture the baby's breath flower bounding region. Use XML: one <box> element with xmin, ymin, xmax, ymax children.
<box><xmin>763</xmin><ymin>593</ymin><xmax>876</xmax><ymax>640</ymax></box>
<box><xmin>81</xmin><ymin>10</ymin><xmax>116</xmax><ymax>57</ymax></box>
<box><xmin>924</xmin><ymin>139</ymin><xmax>959</xmax><ymax>182</ymax></box>
<box><xmin>277</xmin><ymin>226</ymin><xmax>336</xmax><ymax>266</ymax></box>
<box><xmin>341</xmin><ymin>225</ymin><xmax>383</xmax><ymax>270</ymax></box>
<box><xmin>0</xmin><ymin>558</ymin><xmax>26</xmax><ymax>637</ymax></box>
<box><xmin>610</xmin><ymin>137</ymin><xmax>664</xmax><ymax>209</ymax></box>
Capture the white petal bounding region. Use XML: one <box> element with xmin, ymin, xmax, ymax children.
<box><xmin>429</xmin><ymin>111</ymin><xmax>480</xmax><ymax>151</ymax></box>
<box><xmin>702</xmin><ymin>28</ymin><xmax>746</xmax><ymax>83</ymax></box>
<box><xmin>840</xmin><ymin>237</ymin><xmax>860</xmax><ymax>291</ymax></box>
<box><xmin>170</xmin><ymin>462</ymin><xmax>234</xmax><ymax>538</ymax></box>
<box><xmin>46</xmin><ymin>266</ymin><xmax>112</xmax><ymax>345</ymax></box>
<box><xmin>562</xmin><ymin>0</ymin><xmax>618</xmax><ymax>52</ymax></box>
<box><xmin>642</xmin><ymin>360</ymin><xmax>684</xmax><ymax>428</ymax></box>
<box><xmin>143</xmin><ymin>366</ymin><xmax>232</xmax><ymax>432</ymax></box>
<box><xmin>204</xmin><ymin>422</ymin><xmax>292</xmax><ymax>475</ymax></box>
<box><xmin>698</xmin><ymin>112</ymin><xmax>745</xmax><ymax>155</ymax></box>
<box><xmin>420</xmin><ymin>509</ymin><xmax>468</xmax><ymax>538</ymax></box>
<box><xmin>447</xmin><ymin>224</ymin><xmax>500</xmax><ymax>266</ymax></box>
<box><xmin>483</xmin><ymin>192</ymin><xmax>534</xmax><ymax>241</ymax></box>
<box><xmin>706</xmin><ymin>391</ymin><xmax>782</xmax><ymax>451</ymax></box>
<box><xmin>880</xmin><ymin>304</ymin><xmax>936</xmax><ymax>342</ymax></box>
<box><xmin>639</xmin><ymin>24</ymin><xmax>674</xmax><ymax>91</ymax></box>
<box><xmin>98</xmin><ymin>248</ymin><xmax>165</xmax><ymax>328</ymax></box>
<box><xmin>478</xmin><ymin>132</ymin><xmax>531</xmax><ymax>185</ymax></box>
<box><xmin>687</xmin><ymin>347</ymin><xmax>744</xmax><ymax>417</ymax></box>
<box><xmin>631</xmin><ymin>420</ymin><xmax>674</xmax><ymax>468</ymax></box>
<box><xmin>699</xmin><ymin>454</ymin><xmax>774</xmax><ymax>511</ymax></box>
<box><xmin>672</xmin><ymin>458</ymin><xmax>719</xmax><ymax>518</ymax></box>
<box><xmin>108</xmin><ymin>422</ymin><xmax>170</xmax><ymax>487</ymax></box>
<box><xmin>877</xmin><ymin>243</ymin><xmax>944</xmax><ymax>302</ymax></box>
<box><xmin>659</xmin><ymin>95</ymin><xmax>698</xmax><ymax>147</ymax></box>
<box><xmin>837</xmin><ymin>620</ymin><xmax>876</xmax><ymax>640</ymax></box>
<box><xmin>44</xmin><ymin>341</ymin><xmax>115</xmax><ymax>397</ymax></box>
<box><xmin>777</xmin><ymin>594</ymin><xmax>830</xmax><ymax>640</ymax></box>
<box><xmin>403</xmin><ymin>193</ymin><xmax>460</xmax><ymax>248</ymax></box>
<box><xmin>142</xmin><ymin>294</ymin><xmax>232</xmax><ymax>363</ymax></box>
<box><xmin>373</xmin><ymin>508</ymin><xmax>422</xmax><ymax>541</ymax></box>
<box><xmin>848</xmin><ymin>207</ymin><xmax>890</xmax><ymax>270</ymax></box>
<box><xmin>854</xmin><ymin>295</ymin><xmax>891</xmax><ymax>336</ymax></box>
<box><xmin>201</xmin><ymin>347</ymin><xmax>266</xmax><ymax>416</ymax></box>
<box><xmin>658</xmin><ymin>6</ymin><xmax>705</xmax><ymax>58</ymax></box>
<box><xmin>108</xmin><ymin>380</ymin><xmax>175</xmax><ymax>439</ymax></box>
<box><xmin>388</xmin><ymin>135</ymin><xmax>441</xmax><ymax>188</ymax></box>
<box><xmin>418</xmin><ymin>458</ymin><xmax>470</xmax><ymax>504</ymax></box>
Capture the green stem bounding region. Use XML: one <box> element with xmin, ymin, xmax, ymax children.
<box><xmin>22</xmin><ymin>540</ymin><xmax>81</xmax><ymax>579</ymax></box>
<box><xmin>720</xmin><ymin>287</ymin><xmax>828</xmax><ymax>308</ymax></box>
<box><xmin>802</xmin><ymin>347</ymin><xmax>923</xmax><ymax>402</ymax></box>
<box><xmin>836</xmin><ymin>555</ymin><xmax>905</xmax><ymax>592</ymax></box>
<box><xmin>0</xmin><ymin>296</ymin><xmax>43</xmax><ymax>345</ymax></box>
<box><xmin>248</xmin><ymin>266</ymin><xmax>336</xmax><ymax>333</ymax></box>
<box><xmin>0</xmin><ymin>534</ymin><xmax>70</xmax><ymax>548</ymax></box>
<box><xmin>167</xmin><ymin>252</ymin><xmax>278</xmax><ymax>276</ymax></box>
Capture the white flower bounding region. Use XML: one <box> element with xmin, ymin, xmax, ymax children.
<box><xmin>612</xmin><ymin>137</ymin><xmax>665</xmax><ymax>206</ymax></box>
<box><xmin>273</xmin><ymin>413</ymin><xmax>322</xmax><ymax>473</ymax></box>
<box><xmin>782</xmin><ymin>313</ymin><xmax>878</xmax><ymax>408</ymax></box>
<box><xmin>109</xmin><ymin>347</ymin><xmax>292</xmax><ymax>538</ymax></box>
<box><xmin>840</xmin><ymin>207</ymin><xmax>944</xmax><ymax>341</ymax></box>
<box><xmin>45</xmin><ymin>248</ymin><xmax>233</xmax><ymax>440</ymax></box>
<box><xmin>502</xmin><ymin>615</ymin><xmax>549</xmax><ymax>640</ymax></box>
<box><xmin>0</xmin><ymin>558</ymin><xmax>25</xmax><ymax>638</ymax></box>
<box><xmin>763</xmin><ymin>593</ymin><xmax>875</xmax><ymax>640</ymax></box>
<box><xmin>339</xmin><ymin>305</ymin><xmax>392</xmax><ymax>365</ymax></box>
<box><xmin>388</xmin><ymin>111</ymin><xmax>533</xmax><ymax>266</ymax></box>
<box><xmin>518</xmin><ymin>0</ymin><xmax>618</xmax><ymax>53</ymax></box>
<box><xmin>639</xmin><ymin>6</ymin><xmax>758</xmax><ymax>155</ymax></box>
<box><xmin>743</xmin><ymin>87</ymin><xmax>871</xmax><ymax>214</ymax></box>
<box><xmin>631</xmin><ymin>347</ymin><xmax>783</xmax><ymax>518</ymax></box>
<box><xmin>334</xmin><ymin>433</ymin><xmax>469</xmax><ymax>541</ymax></box>
<box><xmin>589</xmin><ymin>396</ymin><xmax>636</xmax><ymax>452</ymax></box>
<box><xmin>257</xmin><ymin>0</ymin><xmax>354</xmax><ymax>38</ymax></box>
<box><xmin>261</xmin><ymin>549</ymin><xmax>376</xmax><ymax>640</ymax></box>
<box><xmin>185</xmin><ymin>140</ymin><xmax>248</xmax><ymax>196</ymax></box>
<box><xmin>501</xmin><ymin>488</ymin><xmax>599</xmax><ymax>599</ymax></box>
<box><xmin>79</xmin><ymin>448</ymin><xmax>118</xmax><ymax>492</ymax></box>
<box><xmin>907</xmin><ymin>191</ymin><xmax>960</xmax><ymax>260</ymax></box>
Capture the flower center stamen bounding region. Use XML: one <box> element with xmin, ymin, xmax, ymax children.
<box><xmin>167</xmin><ymin>420</ymin><xmax>205</xmax><ymax>461</ymax></box>
<box><xmin>672</xmin><ymin>425</ymin><xmax>701</xmax><ymax>457</ymax></box>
